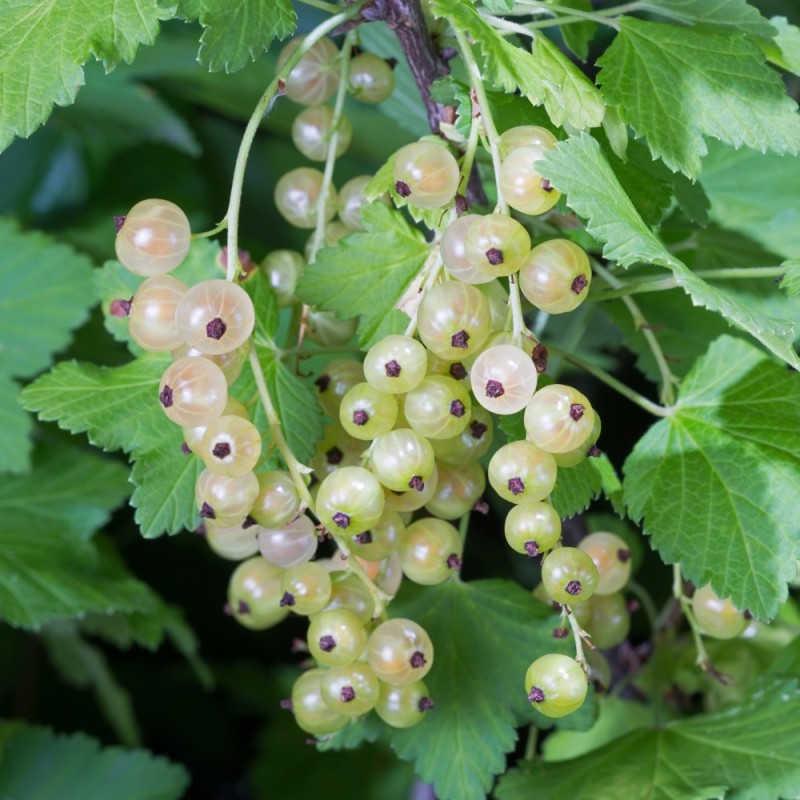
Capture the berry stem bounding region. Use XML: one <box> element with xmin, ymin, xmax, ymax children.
<box><xmin>508</xmin><ymin>274</ymin><xmax>527</xmax><ymax>343</ymax></box>
<box><xmin>626</xmin><ymin>579</ymin><xmax>659</xmax><ymax>631</ymax></box>
<box><xmin>308</xmin><ymin>30</ymin><xmax>356</xmax><ymax>266</ymax></box>
<box><xmin>452</xmin><ymin>29</ymin><xmax>509</xmax><ymax>215</ymax></box>
<box><xmin>592</xmin><ymin>261</ymin><xmax>678</xmax><ymax>406</ymax></box>
<box><xmin>545</xmin><ymin>341</ymin><xmax>674</xmax><ymax>418</ymax></box>
<box><xmin>672</xmin><ymin>563</ymin><xmax>715</xmax><ymax>674</ymax></box>
<box><xmin>191</xmin><ymin>219</ymin><xmax>228</xmax><ymax>240</ymax></box>
<box><xmin>565</xmin><ymin>604</ymin><xmax>594</xmax><ymax>674</ymax></box>
<box><xmin>246</xmin><ymin>348</ymin><xmax>314</xmax><ymax>511</ymax></box>
<box><xmin>223</xmin><ymin>2</ymin><xmax>364</xmax><ymax>282</ymax></box>
<box><xmin>404</xmin><ymin>243</ymin><xmax>445</xmax><ymax>337</ymax></box>
<box><xmin>513</xmin><ymin>0</ymin><xmax>625</xmax><ymax>29</ymax></box>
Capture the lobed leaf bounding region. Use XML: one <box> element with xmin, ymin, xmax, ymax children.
<box><xmin>498</xmin><ymin>677</ymin><xmax>800</xmax><ymax>800</ymax></box>
<box><xmin>0</xmin><ymin>725</ymin><xmax>188</xmax><ymax>799</ymax></box>
<box><xmin>296</xmin><ymin>203</ymin><xmax>428</xmax><ymax>349</ymax></box>
<box><xmin>174</xmin><ymin>0</ymin><xmax>296</xmax><ymax>73</ymax></box>
<box><xmin>597</xmin><ymin>18</ymin><xmax>800</xmax><ymax>178</ymax></box>
<box><xmin>0</xmin><ymin>0</ymin><xmax>175</xmax><ymax>151</ymax></box>
<box><xmin>623</xmin><ymin>336</ymin><xmax>800</xmax><ymax>619</ymax></box>
<box><xmin>539</xmin><ymin>133</ymin><xmax>800</xmax><ymax>371</ymax></box>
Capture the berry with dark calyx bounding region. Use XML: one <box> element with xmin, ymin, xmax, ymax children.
<box><xmin>471</xmin><ymin>345</ymin><xmax>538</xmax><ymax>415</ymax></box>
<box><xmin>128</xmin><ymin>275</ymin><xmax>187</xmax><ymax>352</ymax></box>
<box><xmin>525</xmin><ymin>654</ymin><xmax>587</xmax><ymax>718</ymax></box>
<box><xmin>368</xmin><ymin>618</ymin><xmax>434</xmax><ymax>686</ymax></box>
<box><xmin>291</xmin><ymin>669</ymin><xmax>348</xmax><ymax>736</ymax></box>
<box><xmin>404</xmin><ymin>375</ymin><xmax>472</xmax><ymax>440</ymax></box>
<box><xmin>316</xmin><ymin>466</ymin><xmax>385</xmax><ymax>535</ymax></box>
<box><xmin>364</xmin><ymin>335</ymin><xmax>427</xmax><ymax>394</ymax></box>
<box><xmin>276</xmin><ymin>36</ymin><xmax>340</xmax><ymax>106</ymax></box>
<box><xmin>175</xmin><ymin>279</ymin><xmax>255</xmax><ymax>356</ymax></box>
<box><xmin>524</xmin><ymin>384</ymin><xmax>596</xmax><ymax>454</ymax></box>
<box><xmin>348</xmin><ymin>509</ymin><xmax>404</xmax><ymax>561</ymax></box>
<box><xmin>308</xmin><ymin>608</ymin><xmax>368</xmax><ymax>667</ymax></box>
<box><xmin>227</xmin><ymin>557</ymin><xmax>289</xmax><ymax>631</ymax></box>
<box><xmin>400</xmin><ymin>517</ymin><xmax>463</xmax><ymax>585</ymax></box>
<box><xmin>488</xmin><ymin>440</ymin><xmax>557</xmax><ymax>504</ymax></box>
<box><xmin>464</xmin><ymin>213</ymin><xmax>531</xmax><ymax>278</ymax></box>
<box><xmin>578</xmin><ymin>532</ymin><xmax>633</xmax><ymax>595</ymax></box>
<box><xmin>375</xmin><ymin>680</ymin><xmax>433</xmax><ymax>728</ymax></box>
<box><xmin>392</xmin><ymin>140</ymin><xmax>460</xmax><ymax>210</ymax></box>
<box><xmin>320</xmin><ymin>662</ymin><xmax>380</xmax><ymax>716</ymax></box>
<box><xmin>370</xmin><ymin>428</ymin><xmax>435</xmax><ymax>493</ymax></box>
<box><xmin>339</xmin><ymin>382</ymin><xmax>398</xmax><ymax>440</ymax></box>
<box><xmin>279</xmin><ymin>561</ymin><xmax>332</xmax><ymax>616</ymax></box>
<box><xmin>505</xmin><ymin>502</ymin><xmax>561</xmax><ymax>557</ymax></box>
<box><xmin>519</xmin><ymin>239</ymin><xmax>592</xmax><ymax>314</ymax></box>
<box><xmin>541</xmin><ymin>546</ymin><xmax>600</xmax><ymax>605</ymax></box>
<box><xmin>159</xmin><ymin>357</ymin><xmax>227</xmax><ymax>427</ymax></box>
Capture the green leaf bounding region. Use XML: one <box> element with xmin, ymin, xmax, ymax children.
<box><xmin>780</xmin><ymin>260</ymin><xmax>800</xmax><ymax>298</ymax></box>
<box><xmin>0</xmin><ymin>374</ymin><xmax>32</xmax><ymax>475</ymax></box>
<box><xmin>0</xmin><ymin>726</ymin><xmax>188</xmax><ymax>799</ymax></box>
<box><xmin>234</xmin><ymin>346</ymin><xmax>324</xmax><ymax>466</ymax></box>
<box><xmin>0</xmin><ymin>532</ymin><xmax>157</xmax><ymax>630</ymax></box>
<box><xmin>762</xmin><ymin>16</ymin><xmax>800</xmax><ymax>75</ymax></box>
<box><xmin>22</xmin><ymin>357</ymin><xmax>202</xmax><ymax>537</ymax></box>
<box><xmin>497</xmin><ymin>677</ymin><xmax>800</xmax><ymax>800</ymax></box>
<box><xmin>637</xmin><ymin>0</ymin><xmax>776</xmax><ymax>38</ymax></box>
<box><xmin>550</xmin><ymin>455</ymin><xmax>621</xmax><ymax>519</ymax></box>
<box><xmin>22</xmin><ymin>357</ymin><xmax>170</xmax><ymax>454</ymax></box>
<box><xmin>174</xmin><ymin>0</ymin><xmax>296</xmax><ymax>73</ymax></box>
<box><xmin>0</xmin><ymin>0</ymin><xmax>175</xmax><ymax>151</ymax></box>
<box><xmin>430</xmin><ymin>0</ymin><xmax>604</xmax><ymax>130</ymax></box>
<box><xmin>542</xmin><ymin>696</ymin><xmax>653</xmax><ymax>762</ymax></box>
<box><xmin>623</xmin><ymin>336</ymin><xmax>800</xmax><ymax>619</ymax></box>
<box><xmin>130</xmin><ymin>432</ymin><xmax>203</xmax><ymax>538</ymax></box>
<box><xmin>386</xmin><ymin>578</ymin><xmax>582</xmax><ymax>800</ymax></box>
<box><xmin>43</xmin><ymin>622</ymin><xmax>141</xmax><ymax>746</ymax></box>
<box><xmin>700</xmin><ymin>141</ymin><xmax>800</xmax><ymax>260</ymax></box>
<box><xmin>0</xmin><ymin>218</ymin><xmax>95</xmax><ymax>378</ymax></box>
<box><xmin>0</xmin><ymin>445</ymin><xmax>130</xmax><ymax>541</ymax></box>
<box><xmin>540</xmin><ymin>133</ymin><xmax>800</xmax><ymax>371</ymax></box>
<box><xmin>296</xmin><ymin>203</ymin><xmax>428</xmax><ymax>348</ymax></box>
<box><xmin>597</xmin><ymin>18</ymin><xmax>800</xmax><ymax>178</ymax></box>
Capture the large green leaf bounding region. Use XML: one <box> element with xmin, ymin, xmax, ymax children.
<box><xmin>21</xmin><ymin>356</ymin><xmax>202</xmax><ymax>537</ymax></box>
<box><xmin>597</xmin><ymin>18</ymin><xmax>800</xmax><ymax>178</ymax></box>
<box><xmin>539</xmin><ymin>133</ymin><xmax>800</xmax><ymax>371</ymax></box>
<box><xmin>0</xmin><ymin>725</ymin><xmax>188</xmax><ymax>799</ymax></box>
<box><xmin>0</xmin><ymin>445</ymin><xmax>130</xmax><ymax>541</ymax></box>
<box><xmin>0</xmin><ymin>216</ymin><xmax>95</xmax><ymax>379</ymax></box>
<box><xmin>430</xmin><ymin>0</ymin><xmax>604</xmax><ymax>130</ymax></box>
<box><xmin>624</xmin><ymin>336</ymin><xmax>800</xmax><ymax>620</ymax></box>
<box><xmin>0</xmin><ymin>373</ymin><xmax>32</xmax><ymax>475</ymax></box>
<box><xmin>173</xmin><ymin>0</ymin><xmax>296</xmax><ymax>72</ymax></box>
<box><xmin>296</xmin><ymin>203</ymin><xmax>428</xmax><ymax>348</ymax></box>
<box><xmin>497</xmin><ymin>677</ymin><xmax>800</xmax><ymax>800</ymax></box>
<box><xmin>0</xmin><ymin>0</ymin><xmax>175</xmax><ymax>151</ymax></box>
<box><xmin>637</xmin><ymin>0</ymin><xmax>776</xmax><ymax>38</ymax></box>
<box><xmin>385</xmin><ymin>578</ymin><xmax>584</xmax><ymax>800</ymax></box>
<box><xmin>700</xmin><ymin>141</ymin><xmax>800</xmax><ymax>260</ymax></box>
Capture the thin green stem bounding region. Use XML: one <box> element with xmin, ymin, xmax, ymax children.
<box><xmin>593</xmin><ymin>261</ymin><xmax>677</xmax><ymax>406</ymax></box>
<box><xmin>223</xmin><ymin>4</ymin><xmax>363</xmax><ymax>282</ymax></box>
<box><xmin>458</xmin><ymin>108</ymin><xmax>481</xmax><ymax>197</ymax></box>
<box><xmin>328</xmin><ymin>531</ymin><xmax>393</xmax><ymax>618</ymax></box>
<box><xmin>247</xmin><ymin>349</ymin><xmax>314</xmax><ymax>509</ymax></box>
<box><xmin>565</xmin><ymin>606</ymin><xmax>594</xmax><ymax>673</ymax></box>
<box><xmin>590</xmin><ymin>276</ymin><xmax>679</xmax><ymax>301</ymax></box>
<box><xmin>695</xmin><ymin>266</ymin><xmax>787</xmax><ymax>280</ymax></box>
<box><xmin>404</xmin><ymin>244</ymin><xmax>445</xmax><ymax>337</ymax></box>
<box><xmin>308</xmin><ymin>30</ymin><xmax>356</xmax><ymax>265</ymax></box>
<box><xmin>191</xmin><ymin>219</ymin><xmax>228</xmax><ymax>240</ymax></box>
<box><xmin>673</xmin><ymin>564</ymin><xmax>714</xmax><ymax>672</ymax></box>
<box><xmin>523</xmin><ymin>725</ymin><xmax>538</xmax><ymax>761</ymax></box>
<box><xmin>452</xmin><ymin>28</ymin><xmax>508</xmax><ymax>214</ymax></box>
<box><xmin>515</xmin><ymin>0</ymin><xmax>625</xmax><ymax>28</ymax></box>
<box><xmin>546</xmin><ymin>342</ymin><xmax>674</xmax><ymax>417</ymax></box>
<box><xmin>508</xmin><ymin>274</ymin><xmax>526</xmax><ymax>342</ymax></box>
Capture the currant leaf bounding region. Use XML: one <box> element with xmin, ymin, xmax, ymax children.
<box><xmin>624</xmin><ymin>335</ymin><xmax>800</xmax><ymax>619</ymax></box>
